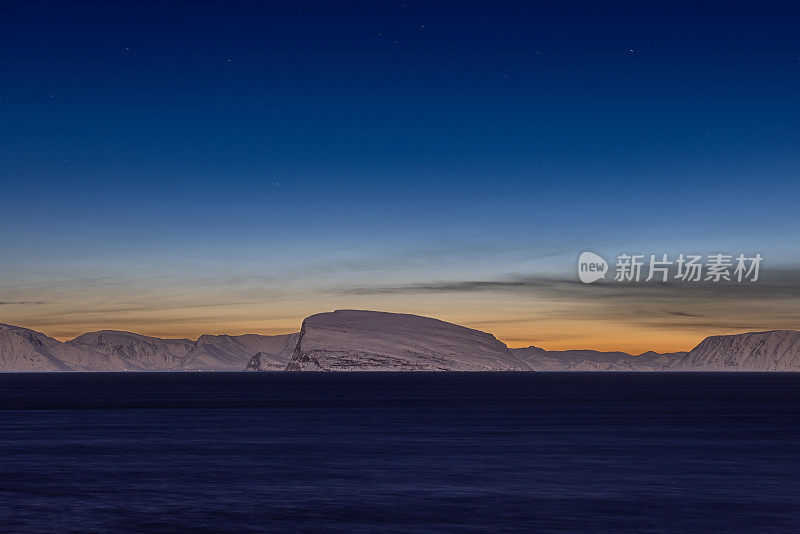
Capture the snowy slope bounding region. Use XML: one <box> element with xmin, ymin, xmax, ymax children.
<box><xmin>243</xmin><ymin>334</ymin><xmax>300</xmax><ymax>371</ymax></box>
<box><xmin>0</xmin><ymin>324</ymin><xmax>299</xmax><ymax>372</ymax></box>
<box><xmin>285</xmin><ymin>310</ymin><xmax>530</xmax><ymax>371</ymax></box>
<box><xmin>68</xmin><ymin>330</ymin><xmax>193</xmax><ymax>371</ymax></box>
<box><xmin>611</xmin><ymin>351</ymin><xmax>686</xmax><ymax>371</ymax></box>
<box><xmin>668</xmin><ymin>330</ymin><xmax>800</xmax><ymax>371</ymax></box>
<box><xmin>0</xmin><ymin>324</ymin><xmax>130</xmax><ymax>372</ymax></box>
<box><xmin>180</xmin><ymin>333</ymin><xmax>299</xmax><ymax>371</ymax></box>
<box><xmin>512</xmin><ymin>346</ymin><xmax>684</xmax><ymax>371</ymax></box>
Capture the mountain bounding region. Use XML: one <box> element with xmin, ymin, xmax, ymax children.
<box><xmin>245</xmin><ymin>349</ymin><xmax>293</xmax><ymax>371</ymax></box>
<box><xmin>180</xmin><ymin>333</ymin><xmax>299</xmax><ymax>371</ymax></box>
<box><xmin>242</xmin><ymin>334</ymin><xmax>300</xmax><ymax>371</ymax></box>
<box><xmin>668</xmin><ymin>330</ymin><xmax>800</xmax><ymax>371</ymax></box>
<box><xmin>0</xmin><ymin>323</ymin><xmax>299</xmax><ymax>372</ymax></box>
<box><xmin>512</xmin><ymin>346</ymin><xmax>685</xmax><ymax>371</ymax></box>
<box><xmin>68</xmin><ymin>330</ymin><xmax>193</xmax><ymax>371</ymax></box>
<box><xmin>285</xmin><ymin>310</ymin><xmax>530</xmax><ymax>371</ymax></box>
<box><xmin>618</xmin><ymin>351</ymin><xmax>686</xmax><ymax>371</ymax></box>
<box><xmin>0</xmin><ymin>324</ymin><xmax>130</xmax><ymax>372</ymax></box>
<box><xmin>5</xmin><ymin>318</ymin><xmax>797</xmax><ymax>373</ymax></box>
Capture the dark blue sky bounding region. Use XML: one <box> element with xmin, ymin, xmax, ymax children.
<box><xmin>1</xmin><ymin>1</ymin><xmax>799</xmax><ymax>346</ymax></box>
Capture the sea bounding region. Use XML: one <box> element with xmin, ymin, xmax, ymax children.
<box><xmin>1</xmin><ymin>372</ymin><xmax>799</xmax><ymax>533</ymax></box>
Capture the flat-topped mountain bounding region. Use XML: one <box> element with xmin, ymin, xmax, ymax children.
<box><xmin>285</xmin><ymin>310</ymin><xmax>530</xmax><ymax>371</ymax></box>
<box><xmin>668</xmin><ymin>330</ymin><xmax>800</xmax><ymax>371</ymax></box>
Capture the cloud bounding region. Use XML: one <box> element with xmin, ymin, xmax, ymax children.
<box><xmin>637</xmin><ymin>320</ymin><xmax>786</xmax><ymax>332</ymax></box>
<box><xmin>667</xmin><ymin>311</ymin><xmax>702</xmax><ymax>318</ymax></box>
<box><xmin>341</xmin><ymin>267</ymin><xmax>800</xmax><ymax>332</ymax></box>
<box><xmin>343</xmin><ymin>266</ymin><xmax>800</xmax><ymax>299</ymax></box>
<box><xmin>345</xmin><ymin>277</ymin><xmax>556</xmax><ymax>294</ymax></box>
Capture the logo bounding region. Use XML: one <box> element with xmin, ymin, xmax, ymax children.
<box><xmin>578</xmin><ymin>251</ymin><xmax>608</xmax><ymax>284</ymax></box>
<box><xmin>576</xmin><ymin>251</ymin><xmax>763</xmax><ymax>284</ymax></box>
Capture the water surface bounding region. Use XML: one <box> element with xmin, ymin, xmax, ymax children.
<box><xmin>1</xmin><ymin>372</ymin><xmax>798</xmax><ymax>532</ymax></box>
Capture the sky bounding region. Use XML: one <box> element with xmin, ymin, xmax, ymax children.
<box><xmin>1</xmin><ymin>1</ymin><xmax>799</xmax><ymax>352</ymax></box>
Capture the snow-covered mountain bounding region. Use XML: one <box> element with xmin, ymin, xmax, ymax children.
<box><xmin>3</xmin><ymin>316</ymin><xmax>798</xmax><ymax>372</ymax></box>
<box><xmin>180</xmin><ymin>333</ymin><xmax>299</xmax><ymax>371</ymax></box>
<box><xmin>619</xmin><ymin>351</ymin><xmax>686</xmax><ymax>371</ymax></box>
<box><xmin>0</xmin><ymin>323</ymin><xmax>299</xmax><ymax>372</ymax></box>
<box><xmin>244</xmin><ymin>344</ymin><xmax>299</xmax><ymax>371</ymax></box>
<box><xmin>69</xmin><ymin>330</ymin><xmax>193</xmax><ymax>371</ymax></box>
<box><xmin>512</xmin><ymin>346</ymin><xmax>685</xmax><ymax>371</ymax></box>
<box><xmin>667</xmin><ymin>330</ymin><xmax>800</xmax><ymax>371</ymax></box>
<box><xmin>0</xmin><ymin>324</ymin><xmax>130</xmax><ymax>372</ymax></box>
<box><xmin>285</xmin><ymin>310</ymin><xmax>530</xmax><ymax>371</ymax></box>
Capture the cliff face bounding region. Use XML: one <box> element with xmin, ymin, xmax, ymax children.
<box><xmin>668</xmin><ymin>330</ymin><xmax>800</xmax><ymax>371</ymax></box>
<box><xmin>285</xmin><ymin>310</ymin><xmax>529</xmax><ymax>371</ymax></box>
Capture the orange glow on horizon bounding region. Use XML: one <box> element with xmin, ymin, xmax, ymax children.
<box><xmin>38</xmin><ymin>313</ymin><xmax>713</xmax><ymax>355</ymax></box>
<box><xmin>5</xmin><ymin>288</ymin><xmax>793</xmax><ymax>355</ymax></box>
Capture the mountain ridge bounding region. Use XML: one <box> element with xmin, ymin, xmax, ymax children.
<box><xmin>511</xmin><ymin>346</ymin><xmax>687</xmax><ymax>371</ymax></box>
<box><xmin>1</xmin><ymin>315</ymin><xmax>798</xmax><ymax>372</ymax></box>
<box><xmin>667</xmin><ymin>330</ymin><xmax>800</xmax><ymax>371</ymax></box>
<box><xmin>0</xmin><ymin>324</ymin><xmax>299</xmax><ymax>372</ymax></box>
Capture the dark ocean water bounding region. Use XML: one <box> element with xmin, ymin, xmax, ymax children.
<box><xmin>1</xmin><ymin>373</ymin><xmax>799</xmax><ymax>533</ymax></box>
